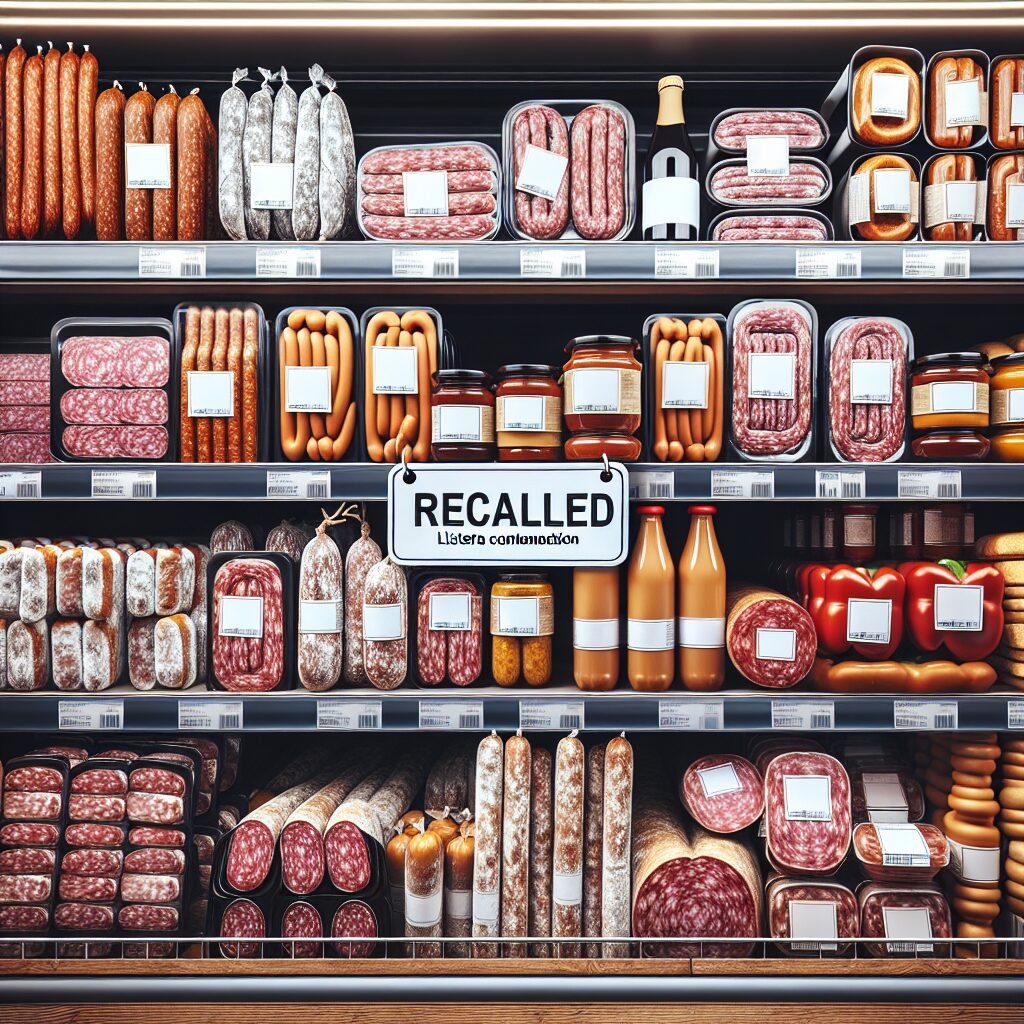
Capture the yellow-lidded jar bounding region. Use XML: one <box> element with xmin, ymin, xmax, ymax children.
<box><xmin>490</xmin><ymin>574</ymin><xmax>554</xmax><ymax>686</ymax></box>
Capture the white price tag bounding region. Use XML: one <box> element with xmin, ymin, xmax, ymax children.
<box><xmin>1009</xmin><ymin>700</ymin><xmax>1024</xmax><ymax>729</ymax></box>
<box><xmin>362</xmin><ymin>603</ymin><xmax>405</xmax><ymax>642</ymax></box>
<box><xmin>519</xmin><ymin>700</ymin><xmax>585</xmax><ymax>731</ymax></box>
<box><xmin>219</xmin><ymin>595</ymin><xmax>264</xmax><ymax>638</ymax></box>
<box><xmin>372</xmin><ymin>346</ymin><xmax>419</xmax><ymax>394</ymax></box>
<box><xmin>897</xmin><ymin>469</ymin><xmax>961</xmax><ymax>499</ymax></box>
<box><xmin>266</xmin><ymin>470</ymin><xmax>330</xmax><ymax>499</ymax></box>
<box><xmin>0</xmin><ymin>471</ymin><xmax>41</xmax><ymax>498</ymax></box>
<box><xmin>658</xmin><ymin>700</ymin><xmax>724</xmax><ymax>730</ymax></box>
<box><xmin>933</xmin><ymin>584</ymin><xmax>984</xmax><ymax>631</ymax></box>
<box><xmin>815</xmin><ymin>469</ymin><xmax>865</xmax><ymax>499</ymax></box>
<box><xmin>783</xmin><ymin>775</ymin><xmax>833</xmax><ymax>821</ymax></box>
<box><xmin>250</xmin><ymin>162</ymin><xmax>294</xmax><ymax>209</ymax></box>
<box><xmin>1008</xmin><ymin>183</ymin><xmax>1024</xmax><ymax>228</ymax></box>
<box><xmin>125</xmin><ymin>143</ymin><xmax>171</xmax><ymax>189</ymax></box>
<box><xmin>428</xmin><ymin>592</ymin><xmax>472</xmax><ymax>631</ymax></box>
<box><xmin>654</xmin><ymin>248</ymin><xmax>719</xmax><ymax>279</ymax></box>
<box><xmin>316</xmin><ymin>700</ymin><xmax>382</xmax><ymax>731</ymax></box>
<box><xmin>494</xmin><ymin>596</ymin><xmax>540</xmax><ymax>635</ymax></box>
<box><xmin>873</xmin><ymin>168</ymin><xmax>912</xmax><ymax>214</ymax></box>
<box><xmin>788</xmin><ymin>901</ymin><xmax>838</xmax><ymax>951</ymax></box>
<box><xmin>177</xmin><ymin>699</ymin><xmax>243</xmax><ymax>730</ymax></box>
<box><xmin>877</xmin><ymin>824</ymin><xmax>931</xmax><ymax>868</ymax></box>
<box><xmin>298</xmin><ymin>600</ymin><xmax>344</xmax><ymax>634</ymax></box>
<box><xmin>746</xmin><ymin>135</ymin><xmax>790</xmax><ymax>176</ymax></box>
<box><xmin>662</xmin><ymin>361</ymin><xmax>709</xmax><ymax>409</ymax></box>
<box><xmin>871</xmin><ymin>71</ymin><xmax>910</xmax><ymax>118</ymax></box>
<box><xmin>894</xmin><ymin>699</ymin><xmax>958</xmax><ymax>730</ymax></box>
<box><xmin>91</xmin><ymin>470</ymin><xmax>156</xmax><ymax>499</ymax></box>
<box><xmin>255</xmin><ymin>247</ymin><xmax>321</xmax><ymax>278</ymax></box>
<box><xmin>772</xmin><ymin>700</ymin><xmax>834</xmax><ymax>730</ymax></box>
<box><xmin>944</xmin><ymin>79</ymin><xmax>982</xmax><ymax>127</ymax></box>
<box><xmin>846</xmin><ymin>599</ymin><xmax>892</xmax><ymax>644</ymax></box>
<box><xmin>187</xmin><ymin>371</ymin><xmax>234</xmax><ymax>417</ymax></box>
<box><xmin>418</xmin><ymin>700</ymin><xmax>483</xmax><ymax>730</ymax></box>
<box><xmin>747</xmin><ymin>351</ymin><xmax>795</xmax><ymax>399</ymax></box>
<box><xmin>403</xmin><ymin>170</ymin><xmax>449</xmax><ymax>217</ymax></box>
<box><xmin>795</xmin><ymin>249</ymin><xmax>862</xmax><ymax>279</ymax></box>
<box><xmin>285</xmin><ymin>365</ymin><xmax>332</xmax><ymax>412</ymax></box>
<box><xmin>903</xmin><ymin>248</ymin><xmax>970</xmax><ymax>279</ymax></box>
<box><xmin>882</xmin><ymin>906</ymin><xmax>933</xmax><ymax>954</ymax></box>
<box><xmin>711</xmin><ymin>470</ymin><xmax>774</xmax><ymax>499</ymax></box>
<box><xmin>59</xmin><ymin>700</ymin><xmax>123</xmax><ymax>730</ymax></box>
<box><xmin>630</xmin><ymin>471</ymin><xmax>675</xmax><ymax>500</ymax></box>
<box><xmin>519</xmin><ymin>248</ymin><xmax>586</xmax><ymax>278</ymax></box>
<box><xmin>1012</xmin><ymin>92</ymin><xmax>1024</xmax><ymax>127</ymax></box>
<box><xmin>862</xmin><ymin>773</ymin><xmax>910</xmax><ymax>819</ymax></box>
<box><xmin>696</xmin><ymin>762</ymin><xmax>741</xmax><ymax>797</ymax></box>
<box><xmin>138</xmin><ymin>246</ymin><xmax>205</xmax><ymax>278</ymax></box>
<box><xmin>756</xmin><ymin>628</ymin><xmax>796</xmax><ymax>661</ymax></box>
<box><xmin>850</xmin><ymin>360</ymin><xmax>894</xmax><ymax>404</ymax></box>
<box><xmin>392</xmin><ymin>248</ymin><xmax>459</xmax><ymax>278</ymax></box>
<box><xmin>515</xmin><ymin>145</ymin><xmax>569</xmax><ymax>201</ymax></box>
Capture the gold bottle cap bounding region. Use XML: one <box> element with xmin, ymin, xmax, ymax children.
<box><xmin>658</xmin><ymin>74</ymin><xmax>684</xmax><ymax>91</ymax></box>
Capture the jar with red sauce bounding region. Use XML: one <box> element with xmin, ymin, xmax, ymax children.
<box><xmin>921</xmin><ymin>504</ymin><xmax>964</xmax><ymax>561</ymax></box>
<box><xmin>564</xmin><ymin>431</ymin><xmax>643</xmax><ymax>462</ymax></box>
<box><xmin>911</xmin><ymin>429</ymin><xmax>990</xmax><ymax>460</ymax></box>
<box><xmin>888</xmin><ymin>507</ymin><xmax>922</xmax><ymax>560</ymax></box>
<box><xmin>910</xmin><ymin>352</ymin><xmax>990</xmax><ymax>434</ymax></box>
<box><xmin>495</xmin><ymin>364</ymin><xmax>562</xmax><ymax>462</ymax></box>
<box><xmin>430</xmin><ymin>369</ymin><xmax>495</xmax><ymax>461</ymax></box>
<box><xmin>840</xmin><ymin>503</ymin><xmax>879</xmax><ymax>563</ymax></box>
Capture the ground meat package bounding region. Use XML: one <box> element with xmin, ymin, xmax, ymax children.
<box><xmin>765</xmin><ymin>874</ymin><xmax>859</xmax><ymax>956</ymax></box>
<box><xmin>706</xmin><ymin>107</ymin><xmax>829</xmax><ymax>164</ymax></box>
<box><xmin>51</xmin><ymin>317</ymin><xmax>177</xmax><ymax>462</ymax></box>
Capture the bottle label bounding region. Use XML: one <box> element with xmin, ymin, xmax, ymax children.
<box><xmin>573</xmin><ymin>617</ymin><xmax>620</xmax><ymax>651</ymax></box>
<box><xmin>911</xmin><ymin>381</ymin><xmax>988</xmax><ymax>416</ymax></box>
<box><xmin>627</xmin><ymin>617</ymin><xmax>675</xmax><ymax>651</ymax></box>
<box><xmin>432</xmin><ymin>404</ymin><xmax>495</xmax><ymax>444</ymax></box>
<box><xmin>497</xmin><ymin>394</ymin><xmax>562</xmax><ymax>433</ymax></box>
<box><xmin>642</xmin><ymin>176</ymin><xmax>699</xmax><ymax>232</ymax></box>
<box><xmin>565</xmin><ymin>368</ymin><xmax>640</xmax><ymax>416</ymax></box>
<box><xmin>991</xmin><ymin>388</ymin><xmax>1024</xmax><ymax>425</ymax></box>
<box><xmin>678</xmin><ymin>616</ymin><xmax>725</xmax><ymax>648</ymax></box>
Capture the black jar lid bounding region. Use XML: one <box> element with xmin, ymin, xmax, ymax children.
<box><xmin>432</xmin><ymin>369</ymin><xmax>492</xmax><ymax>387</ymax></box>
<box><xmin>565</xmin><ymin>335</ymin><xmax>638</xmax><ymax>354</ymax></box>
<box><xmin>496</xmin><ymin>364</ymin><xmax>560</xmax><ymax>380</ymax></box>
<box><xmin>911</xmin><ymin>352</ymin><xmax>986</xmax><ymax>371</ymax></box>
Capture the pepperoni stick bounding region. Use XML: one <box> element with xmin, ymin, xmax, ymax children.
<box><xmin>94</xmin><ymin>81</ymin><xmax>125</xmax><ymax>240</ymax></box>
<box><xmin>21</xmin><ymin>47</ymin><xmax>44</xmax><ymax>240</ymax></box>
<box><xmin>42</xmin><ymin>43</ymin><xmax>62</xmax><ymax>237</ymax></box>
<box><xmin>152</xmin><ymin>86</ymin><xmax>179</xmax><ymax>241</ymax></box>
<box><xmin>226</xmin><ymin>308</ymin><xmax>243</xmax><ymax>462</ymax></box>
<box><xmin>59</xmin><ymin>43</ymin><xmax>80</xmax><ymax>240</ymax></box>
<box><xmin>77</xmin><ymin>44</ymin><xmax>97</xmax><ymax>226</ymax></box>
<box><xmin>124</xmin><ymin>83</ymin><xmax>155</xmax><ymax>240</ymax></box>
<box><xmin>5</xmin><ymin>41</ymin><xmax>26</xmax><ymax>239</ymax></box>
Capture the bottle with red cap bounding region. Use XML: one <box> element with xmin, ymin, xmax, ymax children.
<box><xmin>627</xmin><ymin>505</ymin><xmax>675</xmax><ymax>691</ymax></box>
<box><xmin>678</xmin><ymin>504</ymin><xmax>726</xmax><ymax>691</ymax></box>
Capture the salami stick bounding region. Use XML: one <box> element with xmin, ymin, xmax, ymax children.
<box><xmin>552</xmin><ymin>732</ymin><xmax>584</xmax><ymax>957</ymax></box>
<box><xmin>583</xmin><ymin>741</ymin><xmax>606</xmax><ymax>956</ymax></box>
<box><xmin>500</xmin><ymin>732</ymin><xmax>531</xmax><ymax>957</ymax></box>
<box><xmin>601</xmin><ymin>735</ymin><xmax>633</xmax><ymax>957</ymax></box>
<box><xmin>472</xmin><ymin>731</ymin><xmax>503</xmax><ymax>957</ymax></box>
<box><xmin>528</xmin><ymin>744</ymin><xmax>553</xmax><ymax>957</ymax></box>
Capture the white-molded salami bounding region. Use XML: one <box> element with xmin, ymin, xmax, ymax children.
<box><xmin>552</xmin><ymin>732</ymin><xmax>584</xmax><ymax>958</ymax></box>
<box><xmin>583</xmin><ymin>742</ymin><xmax>606</xmax><ymax>957</ymax></box>
<box><xmin>472</xmin><ymin>731</ymin><xmax>503</xmax><ymax>957</ymax></box>
<box><xmin>500</xmin><ymin>732</ymin><xmax>531</xmax><ymax>957</ymax></box>
<box><xmin>602</xmin><ymin>735</ymin><xmax>633</xmax><ymax>958</ymax></box>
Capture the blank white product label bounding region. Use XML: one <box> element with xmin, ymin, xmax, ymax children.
<box><xmin>850</xmin><ymin>360</ymin><xmax>893</xmax><ymax>404</ymax></box>
<box><xmin>446</xmin><ymin>888</ymin><xmax>472</xmax><ymax>920</ymax></box>
<box><xmin>627</xmin><ymin>618</ymin><xmax>675</xmax><ymax>651</ymax></box>
<box><xmin>429</xmin><ymin>592</ymin><xmax>472</xmax><ymax>631</ymax></box>
<box><xmin>871</xmin><ymin>71</ymin><xmax>910</xmax><ymax>117</ymax></box>
<box><xmin>285</xmin><ymin>365</ymin><xmax>332</xmax><ymax>412</ymax></box>
<box><xmin>747</xmin><ymin>352</ymin><xmax>795</xmax><ymax>400</ymax></box>
<box><xmin>126</xmin><ymin>143</ymin><xmax>171</xmax><ymax>189</ymax></box>
<box><xmin>862</xmin><ymin>772</ymin><xmax>909</xmax><ymax>812</ymax></box>
<box><xmin>573</xmin><ymin>617</ymin><xmax>619</xmax><ymax>651</ymax></box>
<box><xmin>404</xmin><ymin>887</ymin><xmax>443</xmax><ymax>927</ymax></box>
<box><xmin>569</xmin><ymin>368</ymin><xmax>619</xmax><ymax>413</ymax></box>
<box><xmin>403</xmin><ymin>170</ymin><xmax>449</xmax><ymax>217</ymax></box>
<box><xmin>789</xmin><ymin>901</ymin><xmax>838</xmax><ymax>946</ymax></box>
<box><xmin>846</xmin><ymin>598</ymin><xmax>892</xmax><ymax>644</ymax></box>
<box><xmin>362</xmin><ymin>602</ymin><xmax>405</xmax><ymax>641</ymax></box>
<box><xmin>697</xmin><ymin>762</ymin><xmax>742</xmax><ymax>798</ymax></box>
<box><xmin>746</xmin><ymin>135</ymin><xmax>790</xmax><ymax>176</ymax></box>
<box><xmin>1013</xmin><ymin>92</ymin><xmax>1024</xmax><ymax>127</ymax></box>
<box><xmin>882</xmin><ymin>906</ymin><xmax>933</xmax><ymax>952</ymax></box>
<box><xmin>876</xmin><ymin>824</ymin><xmax>930</xmax><ymax>867</ymax></box>
<box><xmin>298</xmin><ymin>599</ymin><xmax>344</xmax><ymax>634</ymax></box>
<box><xmin>1008</xmin><ymin>183</ymin><xmax>1024</xmax><ymax>228</ymax></box>
<box><xmin>756</xmin><ymin>628</ymin><xmax>796</xmax><ymax>661</ymax></box>
<box><xmin>495</xmin><ymin>597</ymin><xmax>540</xmax><ymax>636</ymax></box>
<box><xmin>500</xmin><ymin>395</ymin><xmax>545</xmax><ymax>431</ymax></box>
<box><xmin>947</xmin><ymin>838</ymin><xmax>1000</xmax><ymax>883</ymax></box>
<box><xmin>944</xmin><ymin>79</ymin><xmax>982</xmax><ymax>127</ymax></box>
<box><xmin>662</xmin><ymin>360</ymin><xmax>709</xmax><ymax>409</ymax></box>
<box><xmin>435</xmin><ymin>405</ymin><xmax>483</xmax><ymax>442</ymax></box>
<box><xmin>1007</xmin><ymin>390</ymin><xmax>1024</xmax><ymax>423</ymax></box>
<box><xmin>516</xmin><ymin>144</ymin><xmax>569</xmax><ymax>201</ymax></box>
<box><xmin>250</xmin><ymin>162</ymin><xmax>294</xmax><ymax>209</ymax></box>
<box><xmin>930</xmin><ymin>380</ymin><xmax>978</xmax><ymax>413</ymax></box>
<box><xmin>642</xmin><ymin>176</ymin><xmax>700</xmax><ymax>231</ymax></box>
<box><xmin>219</xmin><ymin>595</ymin><xmax>264</xmax><ymax>638</ymax></box>
<box><xmin>372</xmin><ymin>346</ymin><xmax>419</xmax><ymax>394</ymax></box>
<box><xmin>473</xmin><ymin>888</ymin><xmax>499</xmax><ymax>925</ymax></box>
<box><xmin>187</xmin><ymin>371</ymin><xmax>234</xmax><ymax>417</ymax></box>
<box><xmin>552</xmin><ymin>868</ymin><xmax>583</xmax><ymax>907</ymax></box>
<box><xmin>945</xmin><ymin>181</ymin><xmax>980</xmax><ymax>222</ymax></box>
<box><xmin>873</xmin><ymin>168</ymin><xmax>912</xmax><ymax>213</ymax></box>
<box><xmin>783</xmin><ymin>775</ymin><xmax>832</xmax><ymax>821</ymax></box>
<box><xmin>678</xmin><ymin>616</ymin><xmax>726</xmax><ymax>648</ymax></box>
<box><xmin>933</xmin><ymin>584</ymin><xmax>983</xmax><ymax>631</ymax></box>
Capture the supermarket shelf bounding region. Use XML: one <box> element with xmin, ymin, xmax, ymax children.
<box><xmin>10</xmin><ymin>684</ymin><xmax>1024</xmax><ymax>733</ymax></box>
<box><xmin>1</xmin><ymin>240</ymin><xmax>1023</xmax><ymax>285</ymax></box>
<box><xmin>1</xmin><ymin>462</ymin><xmax>1021</xmax><ymax>502</ymax></box>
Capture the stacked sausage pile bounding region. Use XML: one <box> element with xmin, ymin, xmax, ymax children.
<box><xmin>0</xmin><ymin>353</ymin><xmax>51</xmax><ymax>464</ymax></box>
<box><xmin>0</xmin><ymin>544</ymin><xmax>59</xmax><ymax>691</ymax></box>
<box><xmin>999</xmin><ymin>735</ymin><xmax>1024</xmax><ymax>934</ymax></box>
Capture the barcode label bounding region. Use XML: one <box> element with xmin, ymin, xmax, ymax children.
<box><xmin>795</xmin><ymin>249</ymin><xmax>862</xmax><ymax>279</ymax></box>
<box><xmin>654</xmin><ymin>248</ymin><xmax>720</xmax><ymax>279</ymax></box>
<box><xmin>897</xmin><ymin>469</ymin><xmax>961</xmax><ymax>499</ymax></box>
<box><xmin>266</xmin><ymin>470</ymin><xmax>330</xmax><ymax>499</ymax></box>
<box><xmin>91</xmin><ymin>470</ymin><xmax>157</xmax><ymax>499</ymax></box>
<box><xmin>894</xmin><ymin>700</ymin><xmax>957</xmax><ymax>730</ymax></box>
<box><xmin>138</xmin><ymin>246</ymin><xmax>206</xmax><ymax>278</ymax></box>
<box><xmin>255</xmin><ymin>247</ymin><xmax>321</xmax><ymax>278</ymax></box>
<box><xmin>392</xmin><ymin>248</ymin><xmax>459</xmax><ymax>278</ymax></box>
<box><xmin>772</xmin><ymin>700</ymin><xmax>834</xmax><ymax>730</ymax></box>
<box><xmin>658</xmin><ymin>700</ymin><xmax>725</xmax><ymax>730</ymax></box>
<box><xmin>418</xmin><ymin>700</ymin><xmax>483</xmax><ymax>731</ymax></box>
<box><xmin>520</xmin><ymin>248</ymin><xmax>586</xmax><ymax>278</ymax></box>
<box><xmin>519</xmin><ymin>700</ymin><xmax>584</xmax><ymax>731</ymax></box>
<box><xmin>629</xmin><ymin>471</ymin><xmax>675</xmax><ymax>500</ymax></box>
<box><xmin>177</xmin><ymin>700</ymin><xmax>244</xmax><ymax>731</ymax></box>
<box><xmin>711</xmin><ymin>470</ymin><xmax>774</xmax><ymax>499</ymax></box>
<box><xmin>1009</xmin><ymin>701</ymin><xmax>1024</xmax><ymax>729</ymax></box>
<box><xmin>815</xmin><ymin>469</ymin><xmax>865</xmax><ymax>499</ymax></box>
<box><xmin>0</xmin><ymin>471</ymin><xmax>41</xmax><ymax>498</ymax></box>
<box><xmin>59</xmin><ymin>700</ymin><xmax>123</xmax><ymax>731</ymax></box>
<box><xmin>902</xmin><ymin>247</ymin><xmax>970</xmax><ymax>279</ymax></box>
<box><xmin>317</xmin><ymin>700</ymin><xmax>383</xmax><ymax>731</ymax></box>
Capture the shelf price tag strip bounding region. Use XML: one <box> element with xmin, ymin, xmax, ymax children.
<box><xmin>316</xmin><ymin>699</ymin><xmax>383</xmax><ymax>730</ymax></box>
<box><xmin>392</xmin><ymin>248</ymin><xmax>459</xmax><ymax>278</ymax></box>
<box><xmin>654</xmin><ymin>248</ymin><xmax>719</xmax><ymax>279</ymax></box>
<box><xmin>629</xmin><ymin>471</ymin><xmax>675</xmax><ymax>500</ymax></box>
<box><xmin>520</xmin><ymin>248</ymin><xmax>586</xmax><ymax>279</ymax></box>
<box><xmin>138</xmin><ymin>246</ymin><xmax>206</xmax><ymax>278</ymax></box>
<box><xmin>256</xmin><ymin>247</ymin><xmax>321</xmax><ymax>278</ymax></box>
<box><xmin>795</xmin><ymin>249</ymin><xmax>862</xmax><ymax>279</ymax></box>
<box><xmin>266</xmin><ymin>470</ymin><xmax>331</xmax><ymax>499</ymax></box>
<box><xmin>772</xmin><ymin>700</ymin><xmax>835</xmax><ymax>730</ymax></box>
<box><xmin>59</xmin><ymin>699</ymin><xmax>123</xmax><ymax>730</ymax></box>
<box><xmin>894</xmin><ymin>700</ymin><xmax>958</xmax><ymax>730</ymax></box>
<box><xmin>658</xmin><ymin>699</ymin><xmax>725</xmax><ymax>730</ymax></box>
<box><xmin>816</xmin><ymin>469</ymin><xmax>866</xmax><ymax>500</ymax></box>
<box><xmin>0</xmin><ymin>471</ymin><xmax>41</xmax><ymax>498</ymax></box>
<box><xmin>177</xmin><ymin>700</ymin><xmax>244</xmax><ymax>730</ymax></box>
<box><xmin>1009</xmin><ymin>700</ymin><xmax>1024</xmax><ymax>730</ymax></box>
<box><xmin>711</xmin><ymin>469</ymin><xmax>774</xmax><ymax>499</ymax></box>
<box><xmin>897</xmin><ymin>469</ymin><xmax>961</xmax><ymax>499</ymax></box>
<box><xmin>519</xmin><ymin>700</ymin><xmax>585</xmax><ymax>731</ymax></box>
<box><xmin>902</xmin><ymin>248</ymin><xmax>970</xmax><ymax>279</ymax></box>
<box><xmin>418</xmin><ymin>699</ymin><xmax>483</xmax><ymax>730</ymax></box>
<box><xmin>91</xmin><ymin>470</ymin><xmax>157</xmax><ymax>499</ymax></box>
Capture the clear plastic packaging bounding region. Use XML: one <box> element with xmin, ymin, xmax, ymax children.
<box><xmin>706</xmin><ymin>156</ymin><xmax>832</xmax><ymax>208</ymax></box>
<box><xmin>835</xmin><ymin>152</ymin><xmax>922</xmax><ymax>242</ymax></box>
<box><xmin>706</xmin><ymin>107</ymin><xmax>829</xmax><ymax>164</ymax></box>
<box><xmin>920</xmin><ymin>152</ymin><xmax>984</xmax><ymax>243</ymax></box>
<box><xmin>924</xmin><ymin>50</ymin><xmax>990</xmax><ymax>151</ymax></box>
<box><xmin>708</xmin><ymin>207</ymin><xmax>834</xmax><ymax>242</ymax></box>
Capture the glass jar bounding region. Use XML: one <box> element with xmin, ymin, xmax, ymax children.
<box><xmin>564</xmin><ymin>431</ymin><xmax>643</xmax><ymax>461</ymax></box>
<box><xmin>840</xmin><ymin>503</ymin><xmax>879</xmax><ymax>563</ymax></box>
<box><xmin>921</xmin><ymin>504</ymin><xmax>964</xmax><ymax>561</ymax></box>
<box><xmin>910</xmin><ymin>429</ymin><xmax>990</xmax><ymax>460</ymax></box>
<box><xmin>991</xmin><ymin>428</ymin><xmax>1024</xmax><ymax>462</ymax></box>
<box><xmin>821</xmin><ymin>507</ymin><xmax>838</xmax><ymax>560</ymax></box>
<box><xmin>989</xmin><ymin>353</ymin><xmax>1024</xmax><ymax>459</ymax></box>
<box><xmin>563</xmin><ymin>335</ymin><xmax>642</xmax><ymax>434</ymax></box>
<box><xmin>430</xmin><ymin>369</ymin><xmax>495</xmax><ymax>461</ymax></box>
<box><xmin>490</xmin><ymin>574</ymin><xmax>553</xmax><ymax>687</ymax></box>
<box><xmin>888</xmin><ymin>507</ymin><xmax>922</xmax><ymax>560</ymax></box>
<box><xmin>495</xmin><ymin>364</ymin><xmax>562</xmax><ymax>461</ymax></box>
<box><xmin>910</xmin><ymin>353</ymin><xmax>990</xmax><ymax>433</ymax></box>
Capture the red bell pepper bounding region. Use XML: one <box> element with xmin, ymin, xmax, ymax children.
<box><xmin>809</xmin><ymin>564</ymin><xmax>905</xmax><ymax>660</ymax></box>
<box><xmin>899</xmin><ymin>560</ymin><xmax>1004</xmax><ymax>661</ymax></box>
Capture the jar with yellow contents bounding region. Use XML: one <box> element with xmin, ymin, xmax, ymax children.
<box><xmin>490</xmin><ymin>574</ymin><xmax>554</xmax><ymax>686</ymax></box>
<box><xmin>989</xmin><ymin>353</ymin><xmax>1024</xmax><ymax>461</ymax></box>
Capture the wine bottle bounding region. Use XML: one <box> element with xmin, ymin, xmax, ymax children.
<box><xmin>642</xmin><ymin>74</ymin><xmax>700</xmax><ymax>241</ymax></box>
